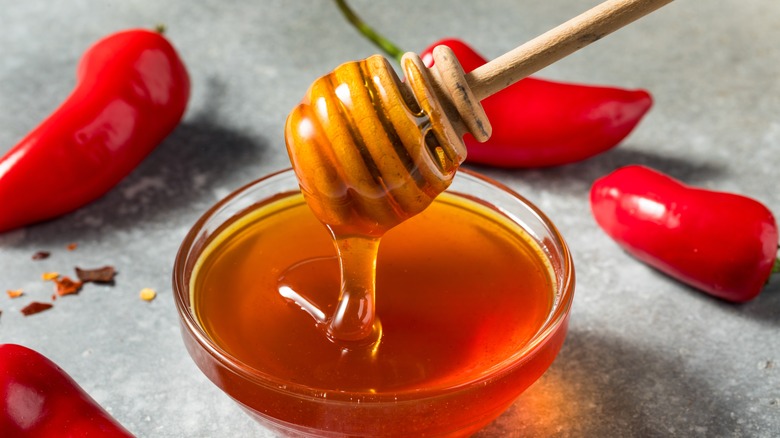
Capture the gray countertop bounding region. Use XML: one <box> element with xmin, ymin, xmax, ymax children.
<box><xmin>1</xmin><ymin>0</ymin><xmax>779</xmax><ymax>436</ymax></box>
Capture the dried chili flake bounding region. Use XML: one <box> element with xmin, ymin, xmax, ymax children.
<box><xmin>42</xmin><ymin>272</ymin><xmax>60</xmax><ymax>281</ymax></box>
<box><xmin>75</xmin><ymin>266</ymin><xmax>117</xmax><ymax>284</ymax></box>
<box><xmin>139</xmin><ymin>288</ymin><xmax>157</xmax><ymax>301</ymax></box>
<box><xmin>66</xmin><ymin>243</ymin><xmax>78</xmax><ymax>251</ymax></box>
<box><xmin>54</xmin><ymin>276</ymin><xmax>83</xmax><ymax>296</ymax></box>
<box><xmin>6</xmin><ymin>289</ymin><xmax>24</xmax><ymax>298</ymax></box>
<box><xmin>21</xmin><ymin>301</ymin><xmax>53</xmax><ymax>316</ymax></box>
<box><xmin>32</xmin><ymin>251</ymin><xmax>50</xmax><ymax>260</ymax></box>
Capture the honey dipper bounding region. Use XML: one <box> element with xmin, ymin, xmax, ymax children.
<box><xmin>286</xmin><ymin>0</ymin><xmax>673</xmax><ymax>237</ymax></box>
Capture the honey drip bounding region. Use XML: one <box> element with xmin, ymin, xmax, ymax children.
<box><xmin>327</xmin><ymin>235</ymin><xmax>381</xmax><ymax>343</ymax></box>
<box><xmin>285</xmin><ymin>54</ymin><xmax>471</xmax><ymax>344</ymax></box>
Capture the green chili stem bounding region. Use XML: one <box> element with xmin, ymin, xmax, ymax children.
<box><xmin>773</xmin><ymin>247</ymin><xmax>780</xmax><ymax>275</ymax></box>
<box><xmin>332</xmin><ymin>0</ymin><xmax>406</xmax><ymax>63</ymax></box>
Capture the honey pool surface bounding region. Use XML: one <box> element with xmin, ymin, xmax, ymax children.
<box><xmin>191</xmin><ymin>191</ymin><xmax>554</xmax><ymax>394</ymax></box>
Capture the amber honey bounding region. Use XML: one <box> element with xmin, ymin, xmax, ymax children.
<box><xmin>191</xmin><ymin>191</ymin><xmax>554</xmax><ymax>394</ymax></box>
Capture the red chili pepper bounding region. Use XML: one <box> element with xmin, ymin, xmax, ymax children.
<box><xmin>0</xmin><ymin>343</ymin><xmax>134</xmax><ymax>437</ymax></box>
<box><xmin>590</xmin><ymin>165</ymin><xmax>779</xmax><ymax>302</ymax></box>
<box><xmin>420</xmin><ymin>39</ymin><xmax>653</xmax><ymax>168</ymax></box>
<box><xmin>0</xmin><ymin>28</ymin><xmax>190</xmax><ymax>233</ymax></box>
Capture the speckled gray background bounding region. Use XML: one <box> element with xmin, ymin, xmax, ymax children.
<box><xmin>1</xmin><ymin>0</ymin><xmax>778</xmax><ymax>437</ymax></box>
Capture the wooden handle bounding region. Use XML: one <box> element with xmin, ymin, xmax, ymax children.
<box><xmin>467</xmin><ymin>0</ymin><xmax>673</xmax><ymax>100</ymax></box>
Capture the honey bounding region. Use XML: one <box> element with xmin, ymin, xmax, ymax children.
<box><xmin>283</xmin><ymin>55</ymin><xmax>474</xmax><ymax>342</ymax></box>
<box><xmin>190</xmin><ymin>190</ymin><xmax>555</xmax><ymax>393</ymax></box>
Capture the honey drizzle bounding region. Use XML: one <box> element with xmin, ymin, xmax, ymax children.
<box><xmin>285</xmin><ymin>55</ymin><xmax>469</xmax><ymax>345</ymax></box>
<box><xmin>326</xmin><ymin>234</ymin><xmax>381</xmax><ymax>344</ymax></box>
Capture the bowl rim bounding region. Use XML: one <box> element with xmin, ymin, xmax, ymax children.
<box><xmin>172</xmin><ymin>167</ymin><xmax>575</xmax><ymax>403</ymax></box>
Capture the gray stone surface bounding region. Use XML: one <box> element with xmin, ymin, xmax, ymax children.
<box><xmin>1</xmin><ymin>0</ymin><xmax>778</xmax><ymax>436</ymax></box>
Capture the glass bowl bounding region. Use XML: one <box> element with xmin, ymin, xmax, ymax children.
<box><xmin>173</xmin><ymin>168</ymin><xmax>575</xmax><ymax>437</ymax></box>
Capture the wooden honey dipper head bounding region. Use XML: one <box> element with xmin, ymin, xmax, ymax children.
<box><xmin>286</xmin><ymin>0</ymin><xmax>673</xmax><ymax>237</ymax></box>
<box><xmin>285</xmin><ymin>49</ymin><xmax>489</xmax><ymax>237</ymax></box>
